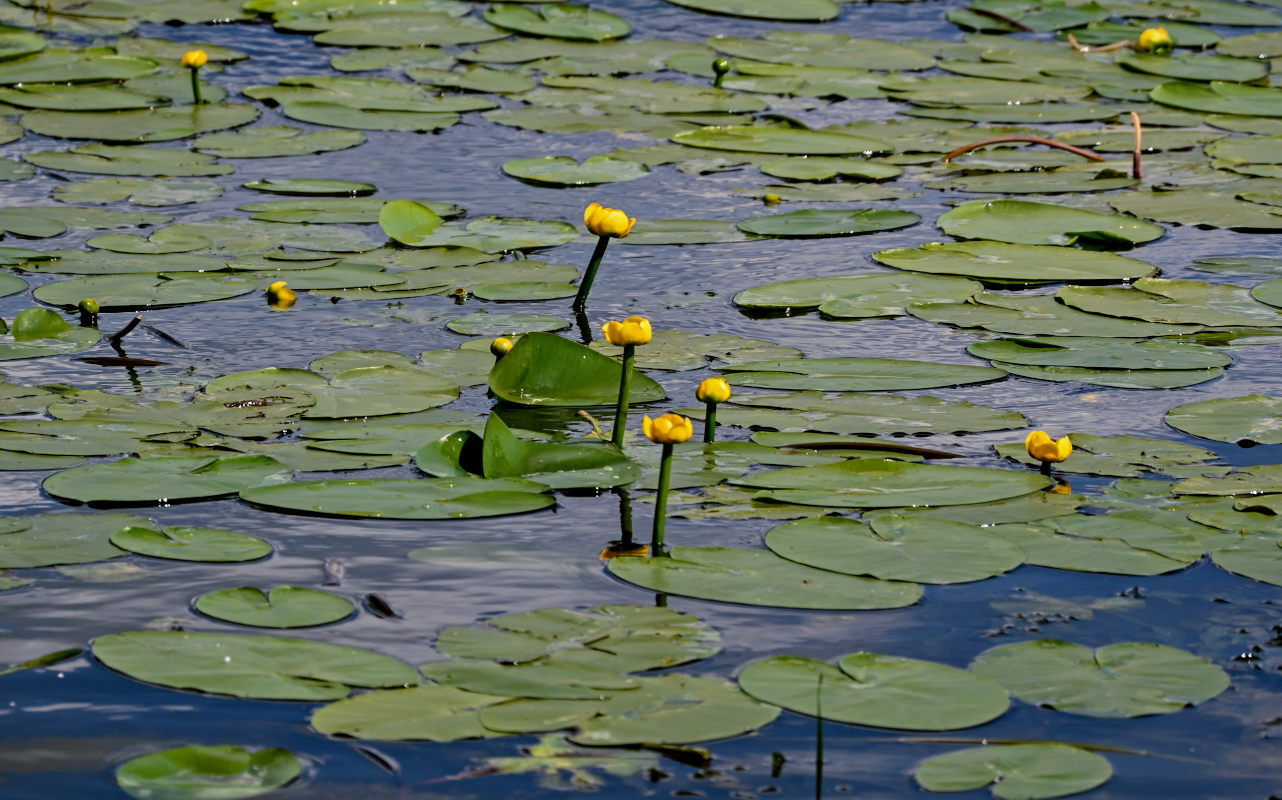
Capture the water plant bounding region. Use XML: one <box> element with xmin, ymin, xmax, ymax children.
<box><xmin>265</xmin><ymin>280</ymin><xmax>296</xmax><ymax>309</ymax></box>
<box><xmin>181</xmin><ymin>49</ymin><xmax>207</xmax><ymax>105</ymax></box>
<box><xmin>574</xmin><ymin>203</ymin><xmax>634</xmax><ymax>311</ymax></box>
<box><xmin>1025</xmin><ymin>431</ymin><xmax>1073</xmax><ymax>475</ymax></box>
<box><xmin>603</xmin><ymin>316</ymin><xmax>651</xmax><ymax>447</ymax></box>
<box><xmin>643</xmin><ymin>412</ymin><xmax>693</xmax><ymax>553</ymax></box>
<box><xmin>696</xmin><ymin>376</ymin><xmax>732</xmax><ymax>443</ymax></box>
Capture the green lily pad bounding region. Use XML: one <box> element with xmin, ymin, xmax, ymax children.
<box><xmin>1211</xmin><ymin>537</ymin><xmax>1282</xmax><ymax>587</ymax></box>
<box><xmin>195</xmin><ymin>586</ymin><xmax>354</xmax><ymax>628</ymax></box>
<box><xmin>874</xmin><ymin>242</ymin><xmax>1156</xmax><ymax>283</ymax></box>
<box><xmin>490</xmin><ymin>332</ymin><xmax>665</xmax><ymax>406</ymax></box>
<box><xmin>388</xmin><ymin>217</ymin><xmax>577</xmax><ymax>252</ymax></box>
<box><xmin>110</xmin><ymin>525</ymin><xmax>272</xmax><ymax>562</ymax></box>
<box><xmin>608</xmin><ymin>546</ymin><xmax>921</xmax><ymax>609</ymax></box>
<box><xmin>45</xmin><ymin>454</ymin><xmax>292</xmax><ymax>505</ymax></box>
<box><xmin>21</xmin><ymin>103</ymin><xmax>260</xmax><ymax>142</ymax></box>
<box><xmin>925</xmin><ymin>168</ymin><xmax>1139</xmax><ymax>194</ymax></box>
<box><xmin>93</xmin><ymin>630</ymin><xmax>419</xmax><ymax>700</ymax></box>
<box><xmin>617</xmin><ymin>219</ymin><xmax>763</xmax><ymax>246</ymax></box>
<box><xmin>435</xmin><ymin>604</ymin><xmax>720</xmax><ymax>673</ymax></box>
<box><xmin>909</xmin><ymin>293</ymin><xmax>1202</xmax><ymax>337</ymax></box>
<box><xmin>312</xmin><ymin>12</ymin><xmax>506</xmax><ymax>47</ymax></box>
<box><xmin>1151</xmin><ymin>80</ymin><xmax>1282</xmax><ymax>117</ymax></box>
<box><xmin>734</xmin><ymin>272</ymin><xmax>980</xmax><ymax>315</ymax></box>
<box><xmin>241</xmin><ymin>476</ymin><xmax>553</xmax><ymax>519</ymax></box>
<box><xmin>477</xmin><ymin>414</ymin><xmax>639</xmax><ymax>489</ymax></box>
<box><xmin>0</xmin><ymin>83</ymin><xmax>167</xmax><ymax>111</ymax></box>
<box><xmin>55</xmin><ymin>177</ymin><xmax>223</xmax><ymax>206</ymax></box>
<box><xmin>311</xmin><ymin>685</ymin><xmax>513</xmax><ymax>741</ymax></box>
<box><xmin>970</xmin><ymin>640</ymin><xmax>1230</xmax><ymax>718</ymax></box>
<box><xmin>243</xmin><ymin>178</ymin><xmax>376</xmax><ymax>196</ymax></box>
<box><xmin>1110</xmin><ymin>189</ymin><xmax>1282</xmax><ymax>230</ymax></box>
<box><xmin>719</xmin><ymin>391</ymin><xmax>1025</xmax><ymax>435</ymax></box>
<box><xmin>421</xmin><ymin>658</ymin><xmax>637</xmax><ymax>700</ymax></box>
<box><xmin>26</xmin><ymin>144</ymin><xmax>232</xmax><ymax>177</ymax></box>
<box><xmin>1121</xmin><ymin>52</ymin><xmax>1268</xmax><ymax>83</ymax></box>
<box><xmin>479</xmin><ymin>674</ymin><xmax>781</xmax><ymax>746</ymax></box>
<box><xmin>407</xmin><ymin>65</ymin><xmax>535</xmax><ymax>93</ymax></box>
<box><xmin>88</xmin><ymin>230</ymin><xmax>210</xmax><ymax>254</ymax></box>
<box><xmin>0</xmin><ymin>308</ymin><xmax>99</xmax><ymax>359</ymax></box>
<box><xmin>766</xmin><ymin>516</ymin><xmax>1025</xmax><ymax>584</ymax></box>
<box><xmin>1058</xmin><ymin>278</ymin><xmax>1282</xmax><ymax>327</ymax></box>
<box><xmin>483</xmin><ymin>4</ymin><xmax>629</xmax><ymax>41</ymax></box>
<box><xmin>116</xmin><ymin>745</ymin><xmax>301</xmax><ymax>800</ymax></box>
<box><xmin>1175</xmin><ymin>466</ymin><xmax>1282</xmax><ymax>497</ymax></box>
<box><xmin>33</xmin><ymin>274</ymin><xmax>256</xmax><ymax>311</ymax></box>
<box><xmin>666</xmin><ymin>0</ymin><xmax>837</xmax><ymax>20</ymax></box>
<box><xmin>967</xmin><ymin>336</ymin><xmax>1229</xmax><ymax>371</ymax></box>
<box><xmin>0</xmin><ymin>49</ymin><xmax>155</xmax><ymax>84</ymax></box>
<box><xmin>738</xmin><ymin>653</ymin><xmax>1008</xmax><ymax>730</ymax></box>
<box><xmin>0</xmin><ymin>512</ymin><xmax>149</xmax><ymax>567</ymax></box>
<box><xmin>446</xmin><ymin>311</ymin><xmax>568</xmax><ymax>336</ymax></box>
<box><xmin>938</xmin><ymin>200</ymin><xmax>1165</xmax><ymax>246</ymax></box>
<box><xmin>718</xmin><ymin>356</ymin><xmax>1005</xmax><ymax>392</ymax></box>
<box><xmin>1166</xmin><ymin>395</ymin><xmax>1282</xmax><ymax>445</ymax></box>
<box><xmin>502</xmin><ymin>156</ymin><xmax>648</xmax><ymax>186</ymax></box>
<box><xmin>672</xmin><ymin>124</ymin><xmax>890</xmax><ymax>156</ymax></box>
<box><xmin>915</xmin><ymin>744</ymin><xmax>1113</xmax><ymax>800</ymax></box>
<box><xmin>193</xmin><ymin>125</ymin><xmax>366</xmax><ymax>158</ymax></box>
<box><xmin>737</xmin><ymin>208</ymin><xmax>918</xmax><ymax>238</ymax></box>
<box><xmin>278</xmin><ymin>102</ymin><xmax>459</xmax><ymax>132</ymax></box>
<box><xmin>734</xmin><ymin>459</ymin><xmax>1051</xmax><ymax>508</ymax></box>
<box><xmin>590</xmin><ymin>330</ymin><xmax>800</xmax><ymax>371</ymax></box>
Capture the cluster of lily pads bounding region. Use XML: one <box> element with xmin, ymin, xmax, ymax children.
<box><xmin>0</xmin><ymin>0</ymin><xmax>1281</xmax><ymax>796</ymax></box>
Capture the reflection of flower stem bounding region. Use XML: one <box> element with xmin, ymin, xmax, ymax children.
<box><xmin>611</xmin><ymin>343</ymin><xmax>634</xmax><ymax>448</ymax></box>
<box><xmin>189</xmin><ymin>66</ymin><xmax>203</xmax><ymax>105</ymax></box>
<box><xmin>617</xmin><ymin>487</ymin><xmax>633</xmax><ymax>545</ymax></box>
<box><xmin>574</xmin><ymin>308</ymin><xmax>593</xmax><ymax>344</ymax></box>
<box><xmin>703</xmin><ymin>401</ymin><xmax>718</xmax><ymax>443</ymax></box>
<box><xmin>652</xmin><ymin>442</ymin><xmax>674</xmax><ymax>554</ymax></box>
<box><xmin>572</xmin><ymin>235</ymin><xmax>610</xmax><ymax>311</ymax></box>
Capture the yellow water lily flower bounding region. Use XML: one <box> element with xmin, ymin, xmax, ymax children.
<box><xmin>1137</xmin><ymin>27</ymin><xmax>1173</xmax><ymax>55</ymax></box>
<box><xmin>602</xmin><ymin>316</ymin><xmax>651</xmax><ymax>347</ymax></box>
<box><xmin>490</xmin><ymin>336</ymin><xmax>514</xmax><ymax>357</ymax></box>
<box><xmin>181</xmin><ymin>49</ymin><xmax>208</xmax><ymax>69</ymax></box>
<box><xmin>266</xmin><ymin>280</ymin><xmax>296</xmax><ymax>308</ymax></box>
<box><xmin>696</xmin><ymin>376</ymin><xmax>732</xmax><ymax>404</ymax></box>
<box><xmin>1025</xmin><ymin>430</ymin><xmax>1072</xmax><ymax>463</ymax></box>
<box><xmin>584</xmin><ymin>202</ymin><xmax>635</xmax><ymax>238</ymax></box>
<box><xmin>644</xmin><ymin>413</ymin><xmax>693</xmax><ymax>445</ymax></box>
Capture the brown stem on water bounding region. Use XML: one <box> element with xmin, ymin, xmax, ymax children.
<box><xmin>1066</xmin><ymin>32</ymin><xmax>1134</xmax><ymax>52</ymax></box>
<box><xmin>1131</xmin><ymin>111</ymin><xmax>1143</xmax><ymax>180</ymax></box>
<box><xmin>970</xmin><ymin>6</ymin><xmax>1034</xmax><ymax>31</ymax></box>
<box><xmin>939</xmin><ymin>136</ymin><xmax>1106</xmax><ymax>164</ymax></box>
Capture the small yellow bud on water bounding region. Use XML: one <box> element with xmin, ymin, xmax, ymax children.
<box><xmin>696</xmin><ymin>376</ymin><xmax>732</xmax><ymax>404</ymax></box>
<box><xmin>266</xmin><ymin>280</ymin><xmax>296</xmax><ymax>309</ymax></box>
<box><xmin>181</xmin><ymin>49</ymin><xmax>208</xmax><ymax>69</ymax></box>
<box><xmin>1136</xmin><ymin>27</ymin><xmax>1173</xmax><ymax>55</ymax></box>
<box><xmin>490</xmin><ymin>336</ymin><xmax>513</xmax><ymax>357</ymax></box>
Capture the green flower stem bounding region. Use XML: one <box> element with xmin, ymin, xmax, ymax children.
<box><xmin>572</xmin><ymin>235</ymin><xmax>610</xmax><ymax>311</ymax></box>
<box><xmin>652</xmin><ymin>442</ymin><xmax>674</xmax><ymax>555</ymax></box>
<box><xmin>611</xmin><ymin>344</ymin><xmax>634</xmax><ymax>448</ymax></box>
<box><xmin>713</xmin><ymin>73</ymin><xmax>725</xmax><ymax>89</ymax></box>
<box><xmin>189</xmin><ymin>66</ymin><xmax>203</xmax><ymax>105</ymax></box>
<box><xmin>703</xmin><ymin>401</ymin><xmax>718</xmax><ymax>443</ymax></box>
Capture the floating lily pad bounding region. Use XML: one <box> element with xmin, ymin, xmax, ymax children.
<box><xmin>483</xmin><ymin>4</ymin><xmax>630</xmax><ymax>41</ymax></box>
<box><xmin>968</xmin><ymin>337</ymin><xmax>1229</xmax><ymax>371</ymax></box>
<box><xmin>925</xmin><ymin>169</ymin><xmax>1138</xmax><ymax>194</ymax></box>
<box><xmin>607</xmin><ymin>546</ymin><xmax>921</xmax><ymax>609</ymax></box>
<box><xmin>195</xmin><ymin>586</ymin><xmax>355</xmax><ymax>628</ymax></box>
<box><xmin>909</xmin><ymin>293</ymin><xmax>1201</xmax><ymax>338</ymax></box>
<box><xmin>735</xmin><ymin>272</ymin><xmax>980</xmax><ymax>315</ymax></box>
<box><xmin>22</xmin><ymin>103</ymin><xmax>260</xmax><ymax>142</ymax></box>
<box><xmin>666</xmin><ymin>0</ymin><xmax>837</xmax><ymax>20</ymax></box>
<box><xmin>435</xmin><ymin>604</ymin><xmax>720</xmax><ymax>673</ymax></box>
<box><xmin>193</xmin><ymin>125</ymin><xmax>366</xmax><ymax>158</ymax></box>
<box><xmin>476</xmin><ymin>414</ymin><xmax>638</xmax><ymax>490</ymax></box>
<box><xmin>938</xmin><ymin>200</ymin><xmax>1164</xmax><ymax>246</ymax></box>
<box><xmin>446</xmin><ymin>311</ymin><xmax>568</xmax><ymax>336</ymax></box>
<box><xmin>110</xmin><ymin>525</ymin><xmax>272</xmax><ymax>562</ymax></box>
<box><xmin>388</xmin><ymin>217</ymin><xmax>577</xmax><ymax>252</ymax></box>
<box><xmin>737</xmin><ymin>208</ymin><xmax>918</xmax><ymax>238</ymax></box>
<box><xmin>915</xmin><ymin>744</ymin><xmax>1113</xmax><ymax>800</ymax></box>
<box><xmin>0</xmin><ymin>308</ymin><xmax>100</xmax><ymax>360</ymax></box>
<box><xmin>26</xmin><ymin>144</ymin><xmax>232</xmax><ymax>177</ymax></box>
<box><xmin>243</xmin><ymin>178</ymin><xmax>376</xmax><ymax>196</ymax></box>
<box><xmin>1151</xmin><ymin>80</ymin><xmax>1282</xmax><ymax>117</ymax></box>
<box><xmin>0</xmin><ymin>83</ymin><xmax>167</xmax><ymax>111</ymax></box>
<box><xmin>34</xmin><ymin>274</ymin><xmax>256</xmax><ymax>311</ymax></box>
<box><xmin>590</xmin><ymin>330</ymin><xmax>800</xmax><ymax>371</ymax></box>
<box><xmin>672</xmin><ymin>125</ymin><xmax>890</xmax><ymax>156</ymax></box>
<box><xmin>718</xmin><ymin>391</ymin><xmax>1025</xmax><ymax>435</ymax></box>
<box><xmin>766</xmin><ymin>516</ymin><xmax>1024</xmax><ymax>584</ymax></box>
<box><xmin>0</xmin><ymin>512</ymin><xmax>149</xmax><ymax>568</ymax></box>
<box><xmin>738</xmin><ymin>653</ymin><xmax>1008</xmax><ymax>730</ymax></box>
<box><xmin>312</xmin><ymin>684</ymin><xmax>513</xmax><ymax>741</ymax></box>
<box><xmin>490</xmin><ymin>332</ymin><xmax>665</xmax><ymax>406</ymax></box>
<box><xmin>313</xmin><ymin>11</ymin><xmax>506</xmax><ymax>47</ymax></box>
<box><xmin>1110</xmin><ymin>189</ymin><xmax>1282</xmax><ymax>230</ymax></box>
<box><xmin>617</xmin><ymin>219</ymin><xmax>762</xmax><ymax>246</ymax></box>
<box><xmin>718</xmin><ymin>356</ymin><xmax>1005</xmax><ymax>392</ymax></box>
<box><xmin>116</xmin><ymin>746</ymin><xmax>301</xmax><ymax>800</ymax></box>
<box><xmin>93</xmin><ymin>630</ymin><xmax>419</xmax><ymax>700</ymax></box>
<box><xmin>502</xmin><ymin>156</ymin><xmax>648</xmax><ymax>186</ymax></box>
<box><xmin>1211</xmin><ymin>537</ymin><xmax>1282</xmax><ymax>587</ymax></box>
<box><xmin>279</xmin><ymin>102</ymin><xmax>459</xmax><ymax>132</ymax></box>
<box><xmin>407</xmin><ymin>65</ymin><xmax>534</xmax><ymax>93</ymax></box>
<box><xmin>1058</xmin><ymin>278</ymin><xmax>1282</xmax><ymax>327</ymax></box>
<box><xmin>0</xmin><ymin>49</ymin><xmax>155</xmax><ymax>85</ymax></box>
<box><xmin>735</xmin><ymin>459</ymin><xmax>1051</xmax><ymax>507</ymax></box>
<box><xmin>875</xmin><ymin>242</ymin><xmax>1156</xmax><ymax>283</ymax></box>
<box><xmin>970</xmin><ymin>640</ymin><xmax>1230</xmax><ymax>718</ymax></box>
<box><xmin>1166</xmin><ymin>395</ymin><xmax>1282</xmax><ymax>445</ymax></box>
<box><xmin>45</xmin><ymin>454</ymin><xmax>292</xmax><ymax>505</ymax></box>
<box><xmin>54</xmin><ymin>177</ymin><xmax>223</xmax><ymax>206</ymax></box>
<box><xmin>242</xmin><ymin>476</ymin><xmax>553</xmax><ymax>519</ymax></box>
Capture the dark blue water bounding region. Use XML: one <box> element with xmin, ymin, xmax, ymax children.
<box><xmin>1</xmin><ymin>0</ymin><xmax>1281</xmax><ymax>797</ymax></box>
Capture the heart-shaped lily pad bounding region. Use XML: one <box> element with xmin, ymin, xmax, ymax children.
<box><xmin>937</xmin><ymin>199</ymin><xmax>1165</xmax><ymax>246</ymax></box>
<box><xmin>502</xmin><ymin>155</ymin><xmax>648</xmax><ymax>186</ymax></box>
<box><xmin>915</xmin><ymin>744</ymin><xmax>1112</xmax><ymax>800</ymax></box>
<box><xmin>719</xmin><ymin>356</ymin><xmax>1005</xmax><ymax>392</ymax></box>
<box><xmin>110</xmin><ymin>525</ymin><xmax>272</xmax><ymax>562</ymax></box>
<box><xmin>195</xmin><ymin>586</ymin><xmax>355</xmax><ymax>628</ymax></box>
<box><xmin>875</xmin><ymin>242</ymin><xmax>1156</xmax><ymax>283</ymax></box>
<box><xmin>0</xmin><ymin>512</ymin><xmax>149</xmax><ymax>568</ymax></box>
<box><xmin>737</xmin><ymin>208</ymin><xmax>919</xmax><ymax>237</ymax></box>
<box><xmin>1166</xmin><ymin>395</ymin><xmax>1282</xmax><ymax>445</ymax></box>
<box><xmin>44</xmin><ymin>454</ymin><xmax>292</xmax><ymax>505</ymax></box>
<box><xmin>241</xmin><ymin>476</ymin><xmax>553</xmax><ymax>519</ymax></box>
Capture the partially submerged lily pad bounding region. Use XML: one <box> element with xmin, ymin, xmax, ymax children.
<box><xmin>915</xmin><ymin>744</ymin><xmax>1113</xmax><ymax>800</ymax></box>
<box><xmin>116</xmin><ymin>746</ymin><xmax>301</xmax><ymax>800</ymax></box>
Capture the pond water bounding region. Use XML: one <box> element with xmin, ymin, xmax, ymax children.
<box><xmin>1</xmin><ymin>0</ymin><xmax>1282</xmax><ymax>797</ymax></box>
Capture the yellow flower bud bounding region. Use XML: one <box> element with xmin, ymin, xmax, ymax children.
<box><xmin>584</xmin><ymin>202</ymin><xmax>635</xmax><ymax>238</ymax></box>
<box><xmin>181</xmin><ymin>49</ymin><xmax>208</xmax><ymax>69</ymax></box>
<box><xmin>490</xmin><ymin>336</ymin><xmax>513</xmax><ymax>357</ymax></box>
<box><xmin>696</xmin><ymin>376</ymin><xmax>732</xmax><ymax>404</ymax></box>
<box><xmin>1137</xmin><ymin>27</ymin><xmax>1173</xmax><ymax>55</ymax></box>
<box><xmin>1025</xmin><ymin>430</ymin><xmax>1072</xmax><ymax>463</ymax></box>
<box><xmin>602</xmin><ymin>316</ymin><xmax>651</xmax><ymax>347</ymax></box>
<box><xmin>763</xmin><ymin>193</ymin><xmax>781</xmax><ymax>206</ymax></box>
<box><xmin>266</xmin><ymin>280</ymin><xmax>296</xmax><ymax>309</ymax></box>
<box><xmin>643</xmin><ymin>413</ymin><xmax>693</xmax><ymax>445</ymax></box>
